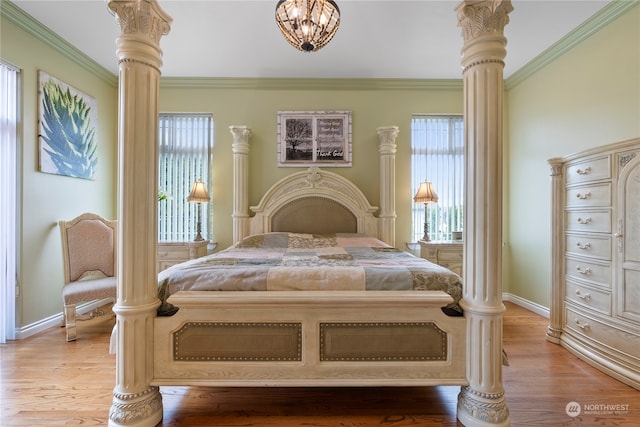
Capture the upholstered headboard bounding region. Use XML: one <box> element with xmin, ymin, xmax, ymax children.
<box><xmin>248</xmin><ymin>167</ymin><xmax>380</xmax><ymax>239</ymax></box>
<box><xmin>271</xmin><ymin>196</ymin><xmax>357</xmax><ymax>234</ymax></box>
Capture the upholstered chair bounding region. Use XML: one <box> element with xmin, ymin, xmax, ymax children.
<box><xmin>58</xmin><ymin>213</ymin><xmax>117</xmax><ymax>341</ymax></box>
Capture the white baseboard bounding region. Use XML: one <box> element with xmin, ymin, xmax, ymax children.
<box><xmin>502</xmin><ymin>293</ymin><xmax>550</xmax><ymax>318</ymax></box>
<box><xmin>14</xmin><ymin>298</ymin><xmax>114</xmax><ymax>340</ymax></box>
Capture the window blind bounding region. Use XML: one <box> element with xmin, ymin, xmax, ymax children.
<box><xmin>411</xmin><ymin>115</ymin><xmax>464</xmax><ymax>242</ymax></box>
<box><xmin>0</xmin><ymin>60</ymin><xmax>19</xmax><ymax>342</ymax></box>
<box><xmin>158</xmin><ymin>113</ymin><xmax>214</xmax><ymax>242</ymax></box>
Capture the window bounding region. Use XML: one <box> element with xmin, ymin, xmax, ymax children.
<box><xmin>411</xmin><ymin>115</ymin><xmax>464</xmax><ymax>242</ymax></box>
<box><xmin>1</xmin><ymin>60</ymin><xmax>19</xmax><ymax>342</ymax></box>
<box><xmin>158</xmin><ymin>113</ymin><xmax>214</xmax><ymax>242</ymax></box>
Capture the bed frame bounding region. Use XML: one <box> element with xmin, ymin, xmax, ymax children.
<box><xmin>107</xmin><ymin>1</ymin><xmax>513</xmax><ymax>426</ymax></box>
<box><xmin>153</xmin><ymin>160</ymin><xmax>467</xmax><ymax>387</ymax></box>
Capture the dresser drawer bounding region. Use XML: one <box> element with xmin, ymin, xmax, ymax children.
<box><xmin>158</xmin><ymin>246</ymin><xmax>190</xmax><ymax>260</ymax></box>
<box><xmin>565</xmin><ymin>183</ymin><xmax>611</xmax><ymax>208</ymax></box>
<box><xmin>565</xmin><ymin>210</ymin><xmax>611</xmax><ymax>233</ymax></box>
<box><xmin>158</xmin><ymin>260</ymin><xmax>183</xmax><ymax>272</ymax></box>
<box><xmin>157</xmin><ymin>241</ymin><xmax>209</xmax><ymax>272</ymax></box>
<box><xmin>565</xmin><ymin>280</ymin><xmax>611</xmax><ymax>315</ymax></box>
<box><xmin>436</xmin><ymin>248</ymin><xmax>463</xmax><ymax>263</ymax></box>
<box><xmin>565</xmin><ymin>233</ymin><xmax>611</xmax><ymax>261</ymax></box>
<box><xmin>565</xmin><ymin>256</ymin><xmax>611</xmax><ymax>288</ymax></box>
<box><xmin>564</xmin><ymin>306</ymin><xmax>640</xmax><ymax>359</ymax></box>
<box><xmin>565</xmin><ymin>156</ymin><xmax>611</xmax><ymax>185</ymax></box>
<box><xmin>418</xmin><ymin>241</ymin><xmax>463</xmax><ymax>272</ymax></box>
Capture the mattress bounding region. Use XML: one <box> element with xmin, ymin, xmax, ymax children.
<box><xmin>158</xmin><ymin>233</ymin><xmax>463</xmax><ymax>314</ymax></box>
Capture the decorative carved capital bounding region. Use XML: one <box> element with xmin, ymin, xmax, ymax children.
<box><xmin>230</xmin><ymin>125</ymin><xmax>252</xmax><ymax>143</ymax></box>
<box><xmin>376</xmin><ymin>126</ymin><xmax>399</xmax><ymax>154</ymax></box>
<box><xmin>230</xmin><ymin>126</ymin><xmax>252</xmax><ymax>154</ymax></box>
<box><xmin>457</xmin><ymin>0</ymin><xmax>513</xmax><ymax>42</ymax></box>
<box><xmin>108</xmin><ymin>0</ymin><xmax>172</xmax><ymax>44</ymax></box>
<box><xmin>548</xmin><ymin>157</ymin><xmax>564</xmax><ymax>177</ymax></box>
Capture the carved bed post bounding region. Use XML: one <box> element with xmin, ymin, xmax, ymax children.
<box><xmin>456</xmin><ymin>1</ymin><xmax>513</xmax><ymax>426</ymax></box>
<box><xmin>230</xmin><ymin>126</ymin><xmax>252</xmax><ymax>244</ymax></box>
<box><xmin>377</xmin><ymin>126</ymin><xmax>399</xmax><ymax>247</ymax></box>
<box><xmin>107</xmin><ymin>1</ymin><xmax>172</xmax><ymax>426</ymax></box>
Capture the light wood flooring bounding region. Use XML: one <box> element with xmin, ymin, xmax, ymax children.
<box><xmin>1</xmin><ymin>302</ymin><xmax>637</xmax><ymax>426</ymax></box>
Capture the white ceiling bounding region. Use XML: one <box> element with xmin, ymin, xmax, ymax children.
<box><xmin>11</xmin><ymin>0</ymin><xmax>611</xmax><ymax>79</ymax></box>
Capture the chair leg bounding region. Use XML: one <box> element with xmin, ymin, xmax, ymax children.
<box><xmin>64</xmin><ymin>304</ymin><xmax>77</xmax><ymax>342</ymax></box>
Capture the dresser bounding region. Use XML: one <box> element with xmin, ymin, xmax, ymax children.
<box><xmin>157</xmin><ymin>240</ymin><xmax>209</xmax><ymax>272</ymax></box>
<box><xmin>547</xmin><ymin>138</ymin><xmax>639</xmax><ymax>390</ymax></box>
<box><xmin>418</xmin><ymin>240</ymin><xmax>463</xmax><ymax>276</ymax></box>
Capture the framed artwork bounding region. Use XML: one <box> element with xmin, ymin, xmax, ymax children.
<box><xmin>277</xmin><ymin>110</ymin><xmax>352</xmax><ymax>167</ymax></box>
<box><xmin>38</xmin><ymin>71</ymin><xmax>98</xmax><ymax>180</ymax></box>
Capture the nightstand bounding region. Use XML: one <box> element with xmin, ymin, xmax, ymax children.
<box><xmin>419</xmin><ymin>240</ymin><xmax>463</xmax><ymax>277</ymax></box>
<box><xmin>157</xmin><ymin>240</ymin><xmax>209</xmax><ymax>272</ymax></box>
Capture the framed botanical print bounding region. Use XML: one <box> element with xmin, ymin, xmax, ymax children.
<box><xmin>38</xmin><ymin>71</ymin><xmax>98</xmax><ymax>180</ymax></box>
<box><xmin>277</xmin><ymin>110</ymin><xmax>352</xmax><ymax>167</ymax></box>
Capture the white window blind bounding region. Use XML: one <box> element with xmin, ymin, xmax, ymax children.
<box><xmin>158</xmin><ymin>113</ymin><xmax>214</xmax><ymax>242</ymax></box>
<box><xmin>0</xmin><ymin>60</ymin><xmax>19</xmax><ymax>343</ymax></box>
<box><xmin>411</xmin><ymin>115</ymin><xmax>464</xmax><ymax>242</ymax></box>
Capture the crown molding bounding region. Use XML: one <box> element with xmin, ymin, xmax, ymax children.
<box><xmin>0</xmin><ymin>0</ymin><xmax>462</xmax><ymax>93</ymax></box>
<box><xmin>6</xmin><ymin>0</ymin><xmax>635</xmax><ymax>93</ymax></box>
<box><xmin>1</xmin><ymin>1</ymin><xmax>117</xmax><ymax>86</ymax></box>
<box><xmin>505</xmin><ymin>0</ymin><xmax>639</xmax><ymax>90</ymax></box>
<box><xmin>159</xmin><ymin>77</ymin><xmax>463</xmax><ymax>91</ymax></box>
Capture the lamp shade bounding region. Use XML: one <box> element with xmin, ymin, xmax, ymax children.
<box><xmin>275</xmin><ymin>0</ymin><xmax>340</xmax><ymax>52</ymax></box>
<box><xmin>413</xmin><ymin>181</ymin><xmax>438</xmax><ymax>204</ymax></box>
<box><xmin>187</xmin><ymin>180</ymin><xmax>210</xmax><ymax>203</ymax></box>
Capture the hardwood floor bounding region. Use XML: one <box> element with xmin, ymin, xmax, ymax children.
<box><xmin>1</xmin><ymin>302</ymin><xmax>637</xmax><ymax>426</ymax></box>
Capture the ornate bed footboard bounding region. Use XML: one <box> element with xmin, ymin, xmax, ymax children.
<box><xmin>153</xmin><ymin>291</ymin><xmax>466</xmax><ymax>387</ymax></box>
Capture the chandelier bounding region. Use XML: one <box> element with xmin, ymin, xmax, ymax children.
<box><xmin>275</xmin><ymin>0</ymin><xmax>341</xmax><ymax>52</ymax></box>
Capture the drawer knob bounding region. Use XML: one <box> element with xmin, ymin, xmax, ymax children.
<box><xmin>575</xmin><ymin>318</ymin><xmax>590</xmax><ymax>330</ymax></box>
<box><xmin>575</xmin><ymin>290</ymin><xmax>592</xmax><ymax>301</ymax></box>
<box><xmin>576</xmin><ymin>217</ymin><xmax>592</xmax><ymax>225</ymax></box>
<box><xmin>576</xmin><ymin>265</ymin><xmax>592</xmax><ymax>275</ymax></box>
<box><xmin>576</xmin><ymin>166</ymin><xmax>592</xmax><ymax>175</ymax></box>
<box><xmin>576</xmin><ymin>192</ymin><xmax>591</xmax><ymax>200</ymax></box>
<box><xmin>576</xmin><ymin>242</ymin><xmax>591</xmax><ymax>250</ymax></box>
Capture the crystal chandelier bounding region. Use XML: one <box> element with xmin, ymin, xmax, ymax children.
<box><xmin>275</xmin><ymin>0</ymin><xmax>340</xmax><ymax>52</ymax></box>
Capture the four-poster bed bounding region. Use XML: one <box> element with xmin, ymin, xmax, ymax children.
<box><xmin>106</xmin><ymin>1</ymin><xmax>513</xmax><ymax>426</ymax></box>
<box><xmin>151</xmin><ymin>147</ymin><xmax>467</xmax><ymax>386</ymax></box>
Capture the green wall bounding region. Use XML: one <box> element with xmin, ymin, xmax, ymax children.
<box><xmin>1</xmin><ymin>6</ymin><xmax>118</xmax><ymax>329</ymax></box>
<box><xmin>504</xmin><ymin>3</ymin><xmax>640</xmax><ymax>308</ymax></box>
<box><xmin>159</xmin><ymin>80</ymin><xmax>463</xmax><ymax>251</ymax></box>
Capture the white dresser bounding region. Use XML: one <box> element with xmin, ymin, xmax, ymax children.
<box><xmin>547</xmin><ymin>138</ymin><xmax>639</xmax><ymax>390</ymax></box>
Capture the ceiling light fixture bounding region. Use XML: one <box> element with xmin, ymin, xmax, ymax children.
<box><xmin>275</xmin><ymin>0</ymin><xmax>340</xmax><ymax>52</ymax></box>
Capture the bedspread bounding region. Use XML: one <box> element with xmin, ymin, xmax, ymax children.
<box><xmin>158</xmin><ymin>233</ymin><xmax>463</xmax><ymax>313</ymax></box>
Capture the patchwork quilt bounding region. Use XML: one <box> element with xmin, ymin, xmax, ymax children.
<box><xmin>158</xmin><ymin>233</ymin><xmax>463</xmax><ymax>313</ymax></box>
